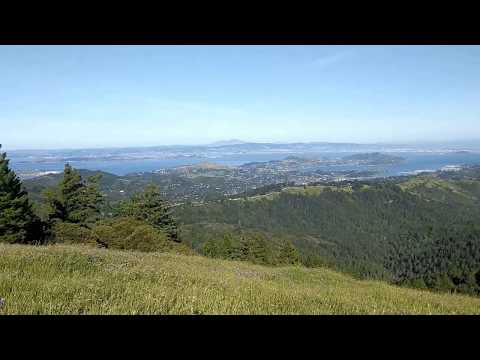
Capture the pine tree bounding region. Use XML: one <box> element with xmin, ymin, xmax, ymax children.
<box><xmin>220</xmin><ymin>233</ymin><xmax>234</xmax><ymax>259</ymax></box>
<box><xmin>238</xmin><ymin>235</ymin><xmax>251</xmax><ymax>261</ymax></box>
<box><xmin>116</xmin><ymin>184</ymin><xmax>179</xmax><ymax>242</ymax></box>
<box><xmin>248</xmin><ymin>234</ymin><xmax>269</xmax><ymax>264</ymax></box>
<box><xmin>230</xmin><ymin>233</ymin><xmax>269</xmax><ymax>264</ymax></box>
<box><xmin>73</xmin><ymin>173</ymin><xmax>104</xmax><ymax>225</ymax></box>
<box><xmin>279</xmin><ymin>241</ymin><xmax>301</xmax><ymax>265</ymax></box>
<box><xmin>0</xmin><ymin>144</ymin><xmax>43</xmax><ymax>243</ymax></box>
<box><xmin>46</xmin><ymin>164</ymin><xmax>103</xmax><ymax>226</ymax></box>
<box><xmin>203</xmin><ymin>239</ymin><xmax>219</xmax><ymax>258</ymax></box>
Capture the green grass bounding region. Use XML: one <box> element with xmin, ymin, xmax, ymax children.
<box><xmin>399</xmin><ymin>177</ymin><xmax>477</xmax><ymax>204</ymax></box>
<box><xmin>242</xmin><ymin>185</ymin><xmax>352</xmax><ymax>202</ymax></box>
<box><xmin>283</xmin><ymin>185</ymin><xmax>353</xmax><ymax>195</ymax></box>
<box><xmin>1</xmin><ymin>244</ymin><xmax>480</xmax><ymax>314</ymax></box>
<box><xmin>400</xmin><ymin>177</ymin><xmax>466</xmax><ymax>195</ymax></box>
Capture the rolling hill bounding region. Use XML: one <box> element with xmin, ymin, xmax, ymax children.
<box><xmin>176</xmin><ymin>170</ymin><xmax>480</xmax><ymax>294</ymax></box>
<box><xmin>1</xmin><ymin>244</ymin><xmax>480</xmax><ymax>315</ymax></box>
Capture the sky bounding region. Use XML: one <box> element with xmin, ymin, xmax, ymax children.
<box><xmin>1</xmin><ymin>45</ymin><xmax>480</xmax><ymax>150</ymax></box>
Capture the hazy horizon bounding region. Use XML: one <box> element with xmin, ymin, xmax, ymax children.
<box><xmin>4</xmin><ymin>138</ymin><xmax>480</xmax><ymax>153</ymax></box>
<box><xmin>2</xmin><ymin>45</ymin><xmax>480</xmax><ymax>149</ymax></box>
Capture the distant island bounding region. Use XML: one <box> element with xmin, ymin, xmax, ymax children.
<box><xmin>176</xmin><ymin>162</ymin><xmax>231</xmax><ymax>170</ymax></box>
<box><xmin>342</xmin><ymin>152</ymin><xmax>405</xmax><ymax>165</ymax></box>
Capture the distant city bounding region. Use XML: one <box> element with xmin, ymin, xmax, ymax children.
<box><xmin>14</xmin><ymin>140</ymin><xmax>480</xmax><ymax>204</ymax></box>
<box><xmin>7</xmin><ymin>140</ymin><xmax>479</xmax><ymax>179</ymax></box>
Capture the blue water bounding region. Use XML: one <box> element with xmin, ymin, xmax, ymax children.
<box><xmin>10</xmin><ymin>153</ymin><xmax>291</xmax><ymax>176</ymax></box>
<box><xmin>10</xmin><ymin>152</ymin><xmax>480</xmax><ymax>177</ymax></box>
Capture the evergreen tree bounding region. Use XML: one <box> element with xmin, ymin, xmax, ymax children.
<box><xmin>230</xmin><ymin>233</ymin><xmax>269</xmax><ymax>264</ymax></box>
<box><xmin>75</xmin><ymin>173</ymin><xmax>104</xmax><ymax>224</ymax></box>
<box><xmin>220</xmin><ymin>233</ymin><xmax>234</xmax><ymax>259</ymax></box>
<box><xmin>203</xmin><ymin>235</ymin><xmax>235</xmax><ymax>259</ymax></box>
<box><xmin>202</xmin><ymin>239</ymin><xmax>220</xmax><ymax>258</ymax></box>
<box><xmin>0</xmin><ymin>144</ymin><xmax>43</xmax><ymax>243</ymax></box>
<box><xmin>46</xmin><ymin>164</ymin><xmax>103</xmax><ymax>226</ymax></box>
<box><xmin>116</xmin><ymin>184</ymin><xmax>179</xmax><ymax>242</ymax></box>
<box><xmin>236</xmin><ymin>235</ymin><xmax>251</xmax><ymax>261</ymax></box>
<box><xmin>248</xmin><ymin>234</ymin><xmax>269</xmax><ymax>264</ymax></box>
<box><xmin>279</xmin><ymin>241</ymin><xmax>301</xmax><ymax>265</ymax></box>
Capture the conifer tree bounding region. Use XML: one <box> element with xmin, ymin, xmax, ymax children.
<box><xmin>202</xmin><ymin>239</ymin><xmax>220</xmax><ymax>258</ymax></box>
<box><xmin>74</xmin><ymin>173</ymin><xmax>104</xmax><ymax>224</ymax></box>
<box><xmin>279</xmin><ymin>240</ymin><xmax>301</xmax><ymax>265</ymax></box>
<box><xmin>46</xmin><ymin>164</ymin><xmax>103</xmax><ymax>226</ymax></box>
<box><xmin>231</xmin><ymin>233</ymin><xmax>269</xmax><ymax>264</ymax></box>
<box><xmin>220</xmin><ymin>233</ymin><xmax>234</xmax><ymax>259</ymax></box>
<box><xmin>116</xmin><ymin>184</ymin><xmax>179</xmax><ymax>241</ymax></box>
<box><xmin>236</xmin><ymin>234</ymin><xmax>251</xmax><ymax>261</ymax></box>
<box><xmin>248</xmin><ymin>234</ymin><xmax>269</xmax><ymax>264</ymax></box>
<box><xmin>0</xmin><ymin>144</ymin><xmax>43</xmax><ymax>243</ymax></box>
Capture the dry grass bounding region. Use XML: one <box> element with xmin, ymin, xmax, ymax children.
<box><xmin>1</xmin><ymin>243</ymin><xmax>480</xmax><ymax>315</ymax></box>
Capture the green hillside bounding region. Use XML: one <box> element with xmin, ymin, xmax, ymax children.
<box><xmin>1</xmin><ymin>244</ymin><xmax>480</xmax><ymax>315</ymax></box>
<box><xmin>176</xmin><ymin>176</ymin><xmax>480</xmax><ymax>294</ymax></box>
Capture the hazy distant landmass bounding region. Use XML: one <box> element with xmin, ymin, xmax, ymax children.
<box><xmin>341</xmin><ymin>152</ymin><xmax>405</xmax><ymax>165</ymax></box>
<box><xmin>6</xmin><ymin>140</ymin><xmax>476</xmax><ymax>163</ymax></box>
<box><xmin>5</xmin><ymin>141</ymin><xmax>480</xmax><ymax>180</ymax></box>
<box><xmin>207</xmin><ymin>139</ymin><xmax>248</xmax><ymax>147</ymax></box>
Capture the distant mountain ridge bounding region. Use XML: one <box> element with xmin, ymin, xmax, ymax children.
<box><xmin>208</xmin><ymin>139</ymin><xmax>247</xmax><ymax>147</ymax></box>
<box><xmin>8</xmin><ymin>141</ymin><xmax>477</xmax><ymax>165</ymax></box>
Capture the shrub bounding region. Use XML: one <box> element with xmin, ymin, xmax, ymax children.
<box><xmin>92</xmin><ymin>217</ymin><xmax>172</xmax><ymax>252</ymax></box>
<box><xmin>52</xmin><ymin>222</ymin><xmax>95</xmax><ymax>245</ymax></box>
<box><xmin>170</xmin><ymin>242</ymin><xmax>196</xmax><ymax>256</ymax></box>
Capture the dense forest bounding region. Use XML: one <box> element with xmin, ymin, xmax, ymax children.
<box><xmin>176</xmin><ymin>172</ymin><xmax>480</xmax><ymax>295</ymax></box>
<box><xmin>3</xmin><ymin>143</ymin><xmax>480</xmax><ymax>296</ymax></box>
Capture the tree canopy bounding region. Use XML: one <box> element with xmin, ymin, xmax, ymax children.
<box><xmin>115</xmin><ymin>184</ymin><xmax>179</xmax><ymax>242</ymax></box>
<box><xmin>45</xmin><ymin>164</ymin><xmax>104</xmax><ymax>226</ymax></box>
<box><xmin>0</xmin><ymin>145</ymin><xmax>43</xmax><ymax>244</ymax></box>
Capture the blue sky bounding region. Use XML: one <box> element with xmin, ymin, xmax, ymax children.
<box><xmin>1</xmin><ymin>45</ymin><xmax>480</xmax><ymax>150</ymax></box>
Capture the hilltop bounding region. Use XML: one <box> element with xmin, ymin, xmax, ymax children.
<box><xmin>1</xmin><ymin>244</ymin><xmax>480</xmax><ymax>315</ymax></box>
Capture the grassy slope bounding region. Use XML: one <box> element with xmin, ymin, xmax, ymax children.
<box><xmin>1</xmin><ymin>244</ymin><xmax>480</xmax><ymax>315</ymax></box>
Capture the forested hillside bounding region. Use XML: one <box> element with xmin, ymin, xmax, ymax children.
<box><xmin>175</xmin><ymin>169</ymin><xmax>480</xmax><ymax>295</ymax></box>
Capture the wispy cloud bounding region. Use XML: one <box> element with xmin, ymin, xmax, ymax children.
<box><xmin>308</xmin><ymin>49</ymin><xmax>355</xmax><ymax>69</ymax></box>
<box><xmin>276</xmin><ymin>48</ymin><xmax>356</xmax><ymax>73</ymax></box>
